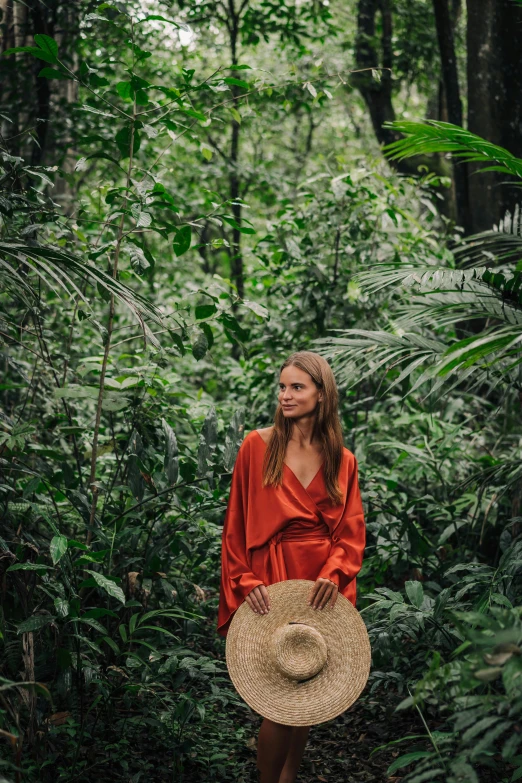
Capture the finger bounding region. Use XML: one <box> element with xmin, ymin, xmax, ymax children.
<box><xmin>308</xmin><ymin>582</ymin><xmax>320</xmax><ymax>606</ymax></box>
<box><xmin>245</xmin><ymin>595</ymin><xmax>257</xmax><ymax>613</ymax></box>
<box><xmin>259</xmin><ymin>584</ymin><xmax>271</xmax><ymax>612</ymax></box>
<box><xmin>328</xmin><ymin>588</ymin><xmax>338</xmax><ymax>609</ymax></box>
<box><xmin>312</xmin><ymin>581</ymin><xmax>329</xmax><ymax>609</ymax></box>
<box><xmin>254</xmin><ymin>587</ymin><xmax>270</xmax><ymax>614</ymax></box>
<box><xmin>319</xmin><ymin>584</ymin><xmax>335</xmax><ymax>610</ymax></box>
<box><xmin>249</xmin><ymin>588</ymin><xmax>265</xmax><ymax>614</ymax></box>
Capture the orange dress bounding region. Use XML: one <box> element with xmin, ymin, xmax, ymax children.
<box><xmin>217</xmin><ymin>430</ymin><xmax>366</xmax><ymax>637</ymax></box>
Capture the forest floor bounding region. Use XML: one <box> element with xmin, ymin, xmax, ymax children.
<box><xmin>222</xmin><ymin>686</ymin><xmax>507</xmax><ymax>783</ymax></box>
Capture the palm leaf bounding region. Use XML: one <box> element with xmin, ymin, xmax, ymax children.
<box><xmin>0</xmin><ymin>240</ymin><xmax>165</xmax><ymax>343</ymax></box>
<box><xmin>382</xmin><ymin>120</ymin><xmax>522</xmax><ymax>181</ymax></box>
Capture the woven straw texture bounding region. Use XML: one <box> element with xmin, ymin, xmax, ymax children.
<box><xmin>226</xmin><ymin>579</ymin><xmax>371</xmax><ymax>726</ymax></box>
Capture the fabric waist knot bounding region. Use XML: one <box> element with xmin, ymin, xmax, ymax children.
<box><xmin>264</xmin><ymin>522</ymin><xmax>331</xmax><ymax>583</ymax></box>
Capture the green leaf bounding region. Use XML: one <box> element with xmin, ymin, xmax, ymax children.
<box><xmin>387</xmin><ymin>751</ymin><xmax>434</xmax><ymax>774</ymax></box>
<box><xmin>197</xmin><ymin>406</ymin><xmax>218</xmax><ymax>475</ymax></box>
<box><xmin>101</xmin><ymin>635</ymin><xmax>120</xmax><ymax>654</ymax></box>
<box><xmin>221</xmin><ymin>215</ymin><xmax>256</xmax><ymax>234</ymax></box>
<box><xmin>34</xmin><ymin>34</ymin><xmax>58</xmax><ymax>59</ymax></box>
<box><xmin>223</xmin><ymin>408</ymin><xmax>245</xmax><ymax>471</ymax></box>
<box><xmin>405</xmin><ymin>580</ymin><xmax>424</xmax><ymax>609</ymax></box>
<box><xmin>7</xmin><ymin>562</ymin><xmax>49</xmax><ymax>572</ymax></box>
<box><xmin>191</xmin><ymin>327</ymin><xmax>208</xmax><ymax>360</ymax></box>
<box><xmin>17</xmin><ymin>615</ymin><xmax>55</xmax><ymax>634</ymax></box>
<box><xmin>116</xmin><ymin>81</ymin><xmax>133</xmax><ymax>101</ymax></box>
<box><xmin>228</xmin><ymin>107</ymin><xmax>242</xmax><ymax>124</ymax></box>
<box><xmin>201</xmin><ymin>322</ymin><xmax>214</xmax><ymax>350</ymax></box>
<box><xmin>115</xmin><ymin>126</ymin><xmax>141</xmax><ymax>158</ymax></box>
<box><xmin>223</xmin><ymin>77</ymin><xmax>249</xmax><ymax>89</ymax></box>
<box><xmin>85</xmin><ymin>570</ymin><xmax>126</xmax><ymax>604</ymax></box>
<box><xmin>50</xmin><ymin>535</ymin><xmax>68</xmax><ymax>565</ymax></box>
<box><xmin>38</xmin><ymin>67</ymin><xmax>71</xmax><ymax>80</ymax></box>
<box><xmin>3</xmin><ymin>46</ymin><xmax>57</xmax><ymax>63</ymax></box>
<box><xmin>219</xmin><ymin>312</ymin><xmax>249</xmax><ymax>342</ymax></box>
<box><xmin>54</xmin><ymin>598</ymin><xmax>69</xmax><ymax>618</ymax></box>
<box><xmin>242</xmin><ymin>300</ymin><xmax>268</xmax><ymax>319</ymax></box>
<box><xmin>162</xmin><ymin>418</ymin><xmax>179</xmax><ymax>485</ymax></box>
<box><xmin>195</xmin><ymin>303</ymin><xmax>217</xmax><ymax>319</ymax></box>
<box><xmin>173</xmin><ymin>225</ymin><xmax>191</xmax><ymax>256</ymax></box>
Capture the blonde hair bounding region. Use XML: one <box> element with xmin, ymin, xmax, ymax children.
<box><xmin>262</xmin><ymin>351</ymin><xmax>344</xmax><ymax>505</ymax></box>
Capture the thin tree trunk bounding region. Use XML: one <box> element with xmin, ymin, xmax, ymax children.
<box><xmin>432</xmin><ymin>0</ymin><xmax>470</xmax><ymax>232</ymax></box>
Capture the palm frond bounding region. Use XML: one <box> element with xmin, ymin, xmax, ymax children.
<box><xmin>383</xmin><ymin>120</ymin><xmax>522</xmax><ymax>180</ymax></box>
<box><xmin>354</xmin><ymin>263</ymin><xmax>522</xmax><ymax>324</ymax></box>
<box><xmin>0</xmin><ymin>240</ymin><xmax>165</xmax><ymax>345</ymax></box>
<box><xmin>454</xmin><ymin>205</ymin><xmax>522</xmax><ymax>267</ymax></box>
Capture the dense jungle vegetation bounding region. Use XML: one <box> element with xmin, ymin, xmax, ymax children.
<box><xmin>1</xmin><ymin>0</ymin><xmax>522</xmax><ymax>781</ymax></box>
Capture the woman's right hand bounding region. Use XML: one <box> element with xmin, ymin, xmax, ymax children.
<box><xmin>245</xmin><ymin>584</ymin><xmax>271</xmax><ymax>614</ymax></box>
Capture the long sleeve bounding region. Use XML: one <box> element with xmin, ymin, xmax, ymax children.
<box><xmin>217</xmin><ymin>436</ymin><xmax>265</xmax><ymax>636</ymax></box>
<box><xmin>317</xmin><ymin>454</ymin><xmax>366</xmax><ymax>593</ymax></box>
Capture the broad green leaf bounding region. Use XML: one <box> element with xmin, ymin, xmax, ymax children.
<box><xmin>195</xmin><ymin>303</ymin><xmax>217</xmax><ymax>319</ymax></box>
<box><xmin>17</xmin><ymin>615</ymin><xmax>55</xmax><ymax>634</ymax></box>
<box><xmin>7</xmin><ymin>562</ymin><xmax>49</xmax><ymax>572</ymax></box>
<box><xmin>116</xmin><ymin>81</ymin><xmax>133</xmax><ymax>100</ymax></box>
<box><xmin>173</xmin><ymin>225</ymin><xmax>191</xmax><ymax>257</ymax></box>
<box><xmin>405</xmin><ymin>580</ymin><xmax>424</xmax><ymax>609</ymax></box>
<box><xmin>34</xmin><ymin>34</ymin><xmax>58</xmax><ymax>59</ymax></box>
<box><xmin>85</xmin><ymin>570</ymin><xmax>126</xmax><ymax>604</ymax></box>
<box><xmin>38</xmin><ymin>67</ymin><xmax>70</xmax><ymax>80</ymax></box>
<box><xmin>54</xmin><ymin>598</ymin><xmax>69</xmax><ymax>618</ymax></box>
<box><xmin>50</xmin><ymin>535</ymin><xmax>68</xmax><ymax>564</ymax></box>
<box><xmin>3</xmin><ymin>46</ymin><xmax>57</xmax><ymax>63</ymax></box>
<box><xmin>115</xmin><ymin>125</ymin><xmax>141</xmax><ymax>158</ymax></box>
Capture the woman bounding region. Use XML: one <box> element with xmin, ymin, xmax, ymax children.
<box><xmin>217</xmin><ymin>351</ymin><xmax>366</xmax><ymax>783</ymax></box>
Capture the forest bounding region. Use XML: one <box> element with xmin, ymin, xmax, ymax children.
<box><xmin>1</xmin><ymin>0</ymin><xmax>522</xmax><ymax>781</ymax></box>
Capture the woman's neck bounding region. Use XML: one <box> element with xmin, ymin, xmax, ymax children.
<box><xmin>289</xmin><ymin>416</ymin><xmax>318</xmax><ymax>447</ymax></box>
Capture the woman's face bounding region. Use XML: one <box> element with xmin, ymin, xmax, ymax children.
<box><xmin>278</xmin><ymin>365</ymin><xmax>322</xmax><ymax>419</ymax></box>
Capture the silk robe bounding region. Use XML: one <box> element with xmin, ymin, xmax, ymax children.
<box><xmin>217</xmin><ymin>429</ymin><xmax>366</xmax><ymax>637</ymax></box>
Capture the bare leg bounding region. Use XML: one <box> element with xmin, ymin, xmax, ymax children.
<box><xmin>256</xmin><ymin>718</ymin><xmax>294</xmax><ymax>783</ymax></box>
<box><xmin>278</xmin><ymin>726</ymin><xmax>310</xmax><ymax>783</ymax></box>
<box><xmin>256</xmin><ymin>719</ymin><xmax>310</xmax><ymax>783</ymax></box>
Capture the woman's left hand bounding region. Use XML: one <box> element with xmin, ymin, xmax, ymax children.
<box><xmin>308</xmin><ymin>577</ymin><xmax>338</xmax><ymax>610</ymax></box>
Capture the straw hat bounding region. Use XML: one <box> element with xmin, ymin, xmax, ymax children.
<box><xmin>225</xmin><ymin>579</ymin><xmax>371</xmax><ymax>726</ymax></box>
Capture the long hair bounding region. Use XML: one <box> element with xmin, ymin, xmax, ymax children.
<box><xmin>262</xmin><ymin>351</ymin><xmax>344</xmax><ymax>505</ymax></box>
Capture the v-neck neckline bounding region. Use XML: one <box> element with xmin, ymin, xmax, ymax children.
<box><xmin>253</xmin><ymin>429</ymin><xmax>324</xmax><ymax>494</ymax></box>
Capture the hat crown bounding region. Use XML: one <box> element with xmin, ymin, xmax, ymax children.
<box><xmin>271</xmin><ymin>622</ymin><xmax>327</xmax><ymax>681</ymax></box>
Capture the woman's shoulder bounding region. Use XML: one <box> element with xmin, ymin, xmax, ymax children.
<box><xmin>253</xmin><ymin>426</ymin><xmax>273</xmax><ymax>444</ymax></box>
<box><xmin>238</xmin><ymin>427</ymin><xmax>271</xmax><ymax>453</ymax></box>
<box><xmin>342</xmin><ymin>445</ymin><xmax>358</xmax><ymax>465</ymax></box>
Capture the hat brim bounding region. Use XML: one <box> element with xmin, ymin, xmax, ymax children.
<box><xmin>226</xmin><ymin>579</ymin><xmax>371</xmax><ymax>726</ymax></box>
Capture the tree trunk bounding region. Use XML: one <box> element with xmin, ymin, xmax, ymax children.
<box><xmin>432</xmin><ymin>0</ymin><xmax>470</xmax><ymax>232</ymax></box>
<box><xmin>352</xmin><ymin>0</ymin><xmax>456</xmax><ymax>219</ymax></box>
<box><xmin>467</xmin><ymin>0</ymin><xmax>522</xmax><ymax>233</ymax></box>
